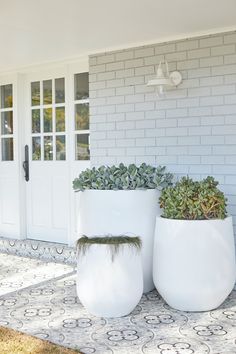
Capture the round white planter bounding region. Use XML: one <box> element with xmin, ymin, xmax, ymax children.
<box><xmin>76</xmin><ymin>189</ymin><xmax>160</xmax><ymax>293</ymax></box>
<box><xmin>77</xmin><ymin>243</ymin><xmax>143</xmax><ymax>317</ymax></box>
<box><xmin>153</xmin><ymin>216</ymin><xmax>236</xmax><ymax>311</ymax></box>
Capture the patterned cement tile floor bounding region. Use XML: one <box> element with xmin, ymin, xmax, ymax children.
<box><xmin>0</xmin><ymin>253</ymin><xmax>235</xmax><ymax>354</ymax></box>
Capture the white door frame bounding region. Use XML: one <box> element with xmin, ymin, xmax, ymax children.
<box><xmin>0</xmin><ymin>73</ymin><xmax>23</xmax><ymax>238</ymax></box>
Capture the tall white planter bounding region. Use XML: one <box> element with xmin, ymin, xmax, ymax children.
<box><xmin>77</xmin><ymin>244</ymin><xmax>143</xmax><ymax>317</ymax></box>
<box><xmin>153</xmin><ymin>216</ymin><xmax>236</xmax><ymax>311</ymax></box>
<box><xmin>76</xmin><ymin>189</ymin><xmax>160</xmax><ymax>293</ymax></box>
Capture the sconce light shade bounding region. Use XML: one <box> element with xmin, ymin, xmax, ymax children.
<box><xmin>147</xmin><ymin>61</ymin><xmax>182</xmax><ymax>98</ymax></box>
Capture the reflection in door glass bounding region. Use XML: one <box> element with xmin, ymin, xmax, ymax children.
<box><xmin>31</xmin><ymin>82</ymin><xmax>40</xmax><ymax>106</ymax></box>
<box><xmin>44</xmin><ymin>136</ymin><xmax>53</xmax><ymax>160</ymax></box>
<box><xmin>43</xmin><ymin>108</ymin><xmax>52</xmax><ymax>132</ymax></box>
<box><xmin>75</xmin><ymin>103</ymin><xmax>89</xmax><ymax>130</ymax></box>
<box><xmin>76</xmin><ymin>134</ymin><xmax>90</xmax><ymax>160</ymax></box>
<box><xmin>56</xmin><ymin>136</ymin><xmax>66</xmax><ymax>160</ymax></box>
<box><xmin>32</xmin><ymin>136</ymin><xmax>41</xmax><ymax>160</ymax></box>
<box><xmin>32</xmin><ymin>109</ymin><xmax>41</xmax><ymax>133</ymax></box>
<box><xmin>56</xmin><ymin>107</ymin><xmax>65</xmax><ymax>132</ymax></box>
<box><xmin>1</xmin><ymin>111</ymin><xmax>13</xmax><ymax>134</ymax></box>
<box><xmin>55</xmin><ymin>78</ymin><xmax>65</xmax><ymax>104</ymax></box>
<box><xmin>1</xmin><ymin>84</ymin><xmax>13</xmax><ymax>108</ymax></box>
<box><xmin>74</xmin><ymin>73</ymin><xmax>89</xmax><ymax>100</ymax></box>
<box><xmin>2</xmin><ymin>137</ymin><xmax>13</xmax><ymax>161</ymax></box>
<box><xmin>43</xmin><ymin>80</ymin><xmax>52</xmax><ymax>105</ymax></box>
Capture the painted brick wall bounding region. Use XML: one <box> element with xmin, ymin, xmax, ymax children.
<box><xmin>89</xmin><ymin>31</ymin><xmax>236</xmax><ymax>231</ymax></box>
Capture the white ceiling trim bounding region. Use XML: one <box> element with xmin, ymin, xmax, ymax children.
<box><xmin>1</xmin><ymin>26</ymin><xmax>236</xmax><ymax>76</ymax></box>
<box><xmin>88</xmin><ymin>26</ymin><xmax>236</xmax><ymax>57</ymax></box>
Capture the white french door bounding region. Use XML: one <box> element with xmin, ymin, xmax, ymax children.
<box><xmin>25</xmin><ymin>70</ymin><xmax>70</xmax><ymax>243</ymax></box>
<box><xmin>0</xmin><ymin>61</ymin><xmax>90</xmax><ymax>244</ymax></box>
<box><xmin>23</xmin><ymin>64</ymin><xmax>90</xmax><ymax>244</ymax></box>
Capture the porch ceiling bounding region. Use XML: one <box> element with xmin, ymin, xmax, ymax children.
<box><xmin>1</xmin><ymin>0</ymin><xmax>236</xmax><ymax>72</ymax></box>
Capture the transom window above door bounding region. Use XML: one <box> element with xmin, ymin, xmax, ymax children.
<box><xmin>74</xmin><ymin>73</ymin><xmax>90</xmax><ymax>160</ymax></box>
<box><xmin>0</xmin><ymin>84</ymin><xmax>14</xmax><ymax>161</ymax></box>
<box><xmin>31</xmin><ymin>78</ymin><xmax>66</xmax><ymax>161</ymax></box>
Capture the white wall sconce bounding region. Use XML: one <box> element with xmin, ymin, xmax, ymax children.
<box><xmin>147</xmin><ymin>61</ymin><xmax>182</xmax><ymax>98</ymax></box>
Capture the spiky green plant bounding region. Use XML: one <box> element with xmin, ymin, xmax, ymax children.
<box><xmin>77</xmin><ymin>235</ymin><xmax>142</xmax><ymax>261</ymax></box>
<box><xmin>159</xmin><ymin>176</ymin><xmax>227</xmax><ymax>220</ymax></box>
<box><xmin>73</xmin><ymin>163</ymin><xmax>173</xmax><ymax>191</ymax></box>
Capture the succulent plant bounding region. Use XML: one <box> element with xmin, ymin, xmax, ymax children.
<box><xmin>159</xmin><ymin>176</ymin><xmax>227</xmax><ymax>220</ymax></box>
<box><xmin>73</xmin><ymin>163</ymin><xmax>173</xmax><ymax>191</ymax></box>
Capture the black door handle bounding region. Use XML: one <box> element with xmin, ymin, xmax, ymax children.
<box><xmin>23</xmin><ymin>145</ymin><xmax>29</xmax><ymax>182</ymax></box>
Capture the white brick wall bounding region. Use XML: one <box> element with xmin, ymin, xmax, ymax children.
<box><xmin>89</xmin><ymin>30</ymin><xmax>236</xmax><ymax>234</ymax></box>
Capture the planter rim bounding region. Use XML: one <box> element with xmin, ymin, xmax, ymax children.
<box><xmin>77</xmin><ymin>235</ymin><xmax>142</xmax><ymax>246</ymax></box>
<box><xmin>76</xmin><ymin>188</ymin><xmax>159</xmax><ymax>193</ymax></box>
<box><xmin>157</xmin><ymin>215</ymin><xmax>232</xmax><ymax>222</ymax></box>
<box><xmin>76</xmin><ymin>243</ymin><xmax>141</xmax><ymax>248</ymax></box>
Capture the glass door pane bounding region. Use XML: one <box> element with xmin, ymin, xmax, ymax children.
<box><xmin>55</xmin><ymin>78</ymin><xmax>65</xmax><ymax>103</ymax></box>
<box><xmin>75</xmin><ymin>103</ymin><xmax>89</xmax><ymax>130</ymax></box>
<box><xmin>43</xmin><ymin>108</ymin><xmax>53</xmax><ymax>132</ymax></box>
<box><xmin>56</xmin><ymin>107</ymin><xmax>65</xmax><ymax>132</ymax></box>
<box><xmin>44</xmin><ymin>136</ymin><xmax>53</xmax><ymax>160</ymax></box>
<box><xmin>32</xmin><ymin>137</ymin><xmax>41</xmax><ymax>160</ymax></box>
<box><xmin>1</xmin><ymin>111</ymin><xmax>13</xmax><ymax>134</ymax></box>
<box><xmin>2</xmin><ymin>138</ymin><xmax>13</xmax><ymax>161</ymax></box>
<box><xmin>32</xmin><ymin>109</ymin><xmax>41</xmax><ymax>133</ymax></box>
<box><xmin>76</xmin><ymin>134</ymin><xmax>90</xmax><ymax>160</ymax></box>
<box><xmin>74</xmin><ymin>73</ymin><xmax>89</xmax><ymax>100</ymax></box>
<box><xmin>1</xmin><ymin>84</ymin><xmax>13</xmax><ymax>108</ymax></box>
<box><xmin>56</xmin><ymin>136</ymin><xmax>66</xmax><ymax>160</ymax></box>
<box><xmin>31</xmin><ymin>82</ymin><xmax>40</xmax><ymax>106</ymax></box>
<box><xmin>43</xmin><ymin>80</ymin><xmax>52</xmax><ymax>105</ymax></box>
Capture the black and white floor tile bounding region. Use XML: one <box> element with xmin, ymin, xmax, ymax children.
<box><xmin>0</xmin><ymin>252</ymin><xmax>235</xmax><ymax>354</ymax></box>
<box><xmin>0</xmin><ymin>237</ymin><xmax>77</xmax><ymax>264</ymax></box>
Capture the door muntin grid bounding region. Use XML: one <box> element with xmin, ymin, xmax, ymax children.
<box><xmin>0</xmin><ymin>84</ymin><xmax>14</xmax><ymax>161</ymax></box>
<box><xmin>31</xmin><ymin>78</ymin><xmax>66</xmax><ymax>161</ymax></box>
<box><xmin>74</xmin><ymin>73</ymin><xmax>90</xmax><ymax>160</ymax></box>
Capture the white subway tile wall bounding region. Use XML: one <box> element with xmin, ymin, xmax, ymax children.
<box><xmin>89</xmin><ymin>31</ymin><xmax>236</xmax><ymax>235</ymax></box>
